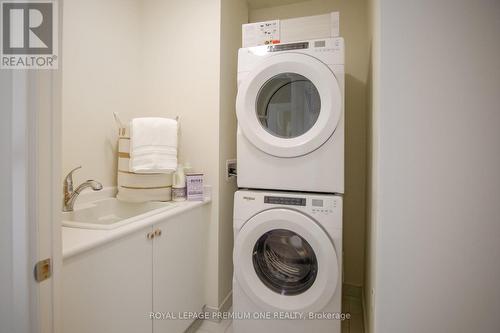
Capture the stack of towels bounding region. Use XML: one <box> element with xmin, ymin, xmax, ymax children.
<box><xmin>116</xmin><ymin>117</ymin><xmax>178</xmax><ymax>202</ymax></box>
<box><xmin>130</xmin><ymin>117</ymin><xmax>178</xmax><ymax>173</ymax></box>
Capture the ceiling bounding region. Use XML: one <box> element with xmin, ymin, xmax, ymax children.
<box><xmin>246</xmin><ymin>0</ymin><xmax>309</xmax><ymax>10</ymax></box>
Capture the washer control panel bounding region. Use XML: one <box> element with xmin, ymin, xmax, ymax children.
<box><xmin>264</xmin><ymin>195</ymin><xmax>306</xmax><ymax>206</ymax></box>
<box><xmin>310</xmin><ymin>197</ymin><xmax>337</xmax><ymax>215</ymax></box>
<box><xmin>263</xmin><ymin>194</ymin><xmax>338</xmax><ymax>215</ymax></box>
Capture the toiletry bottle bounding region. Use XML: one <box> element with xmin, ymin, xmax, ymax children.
<box><xmin>172</xmin><ymin>164</ymin><xmax>186</xmax><ymax>201</ymax></box>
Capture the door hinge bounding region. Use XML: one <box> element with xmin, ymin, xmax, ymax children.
<box><xmin>34</xmin><ymin>258</ymin><xmax>52</xmax><ymax>282</ymax></box>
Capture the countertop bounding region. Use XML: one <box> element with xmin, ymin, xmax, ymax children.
<box><xmin>62</xmin><ymin>198</ymin><xmax>211</xmax><ymax>260</ymax></box>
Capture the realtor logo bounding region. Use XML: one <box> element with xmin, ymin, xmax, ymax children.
<box><xmin>1</xmin><ymin>1</ymin><xmax>58</xmax><ymax>69</ymax></box>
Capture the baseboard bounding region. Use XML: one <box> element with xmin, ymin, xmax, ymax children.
<box><xmin>202</xmin><ymin>290</ymin><xmax>233</xmax><ymax>323</ymax></box>
<box><xmin>184</xmin><ymin>318</ymin><xmax>203</xmax><ymax>333</ymax></box>
<box><xmin>220</xmin><ymin>290</ymin><xmax>233</xmax><ymax>313</ymax></box>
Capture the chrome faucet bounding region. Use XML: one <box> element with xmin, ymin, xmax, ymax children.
<box><xmin>63</xmin><ymin>166</ymin><xmax>103</xmax><ymax>212</ymax></box>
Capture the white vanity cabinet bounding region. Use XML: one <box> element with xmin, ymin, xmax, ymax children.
<box><xmin>62</xmin><ymin>205</ymin><xmax>207</xmax><ymax>333</ymax></box>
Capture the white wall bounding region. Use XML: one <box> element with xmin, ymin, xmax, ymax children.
<box><xmin>250</xmin><ymin>0</ymin><xmax>370</xmax><ymax>287</ymax></box>
<box><xmin>62</xmin><ymin>0</ymin><xmax>143</xmax><ymax>187</ymax></box>
<box><xmin>140</xmin><ymin>0</ymin><xmax>223</xmax><ymax>308</ymax></box>
<box><xmin>141</xmin><ymin>0</ymin><xmax>221</xmax><ymax>179</ymax></box>
<box><xmin>367</xmin><ymin>0</ymin><xmax>500</xmax><ymax>332</ymax></box>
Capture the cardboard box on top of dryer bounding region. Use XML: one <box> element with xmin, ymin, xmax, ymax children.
<box><xmin>242</xmin><ymin>12</ymin><xmax>339</xmax><ymax>48</ymax></box>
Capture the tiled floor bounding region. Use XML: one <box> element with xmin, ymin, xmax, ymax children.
<box><xmin>194</xmin><ymin>294</ymin><xmax>364</xmax><ymax>333</ymax></box>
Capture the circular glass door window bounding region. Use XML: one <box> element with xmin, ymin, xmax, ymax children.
<box><xmin>256</xmin><ymin>73</ymin><xmax>321</xmax><ymax>139</ymax></box>
<box><xmin>252</xmin><ymin>229</ymin><xmax>318</xmax><ymax>296</ymax></box>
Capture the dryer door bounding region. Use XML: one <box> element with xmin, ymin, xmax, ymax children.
<box><xmin>234</xmin><ymin>208</ymin><xmax>339</xmax><ymax>313</ymax></box>
<box><xmin>236</xmin><ymin>52</ymin><xmax>342</xmax><ymax>158</ymax></box>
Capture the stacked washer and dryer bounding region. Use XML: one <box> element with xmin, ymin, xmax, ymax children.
<box><xmin>232</xmin><ymin>36</ymin><xmax>345</xmax><ymax>333</ymax></box>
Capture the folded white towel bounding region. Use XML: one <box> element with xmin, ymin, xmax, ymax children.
<box><xmin>130</xmin><ymin>117</ymin><xmax>178</xmax><ymax>173</ymax></box>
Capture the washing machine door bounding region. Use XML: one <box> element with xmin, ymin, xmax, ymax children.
<box><xmin>234</xmin><ymin>208</ymin><xmax>339</xmax><ymax>313</ymax></box>
<box><xmin>236</xmin><ymin>52</ymin><xmax>342</xmax><ymax>158</ymax></box>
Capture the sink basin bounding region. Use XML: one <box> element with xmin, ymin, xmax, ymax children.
<box><xmin>62</xmin><ymin>198</ymin><xmax>174</xmax><ymax>230</ymax></box>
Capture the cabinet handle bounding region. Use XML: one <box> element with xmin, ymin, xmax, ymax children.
<box><xmin>154</xmin><ymin>229</ymin><xmax>162</xmax><ymax>237</ymax></box>
<box><xmin>147</xmin><ymin>232</ymin><xmax>155</xmax><ymax>240</ymax></box>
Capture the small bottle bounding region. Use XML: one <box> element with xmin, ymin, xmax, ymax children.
<box><xmin>172</xmin><ymin>164</ymin><xmax>186</xmax><ymax>202</ymax></box>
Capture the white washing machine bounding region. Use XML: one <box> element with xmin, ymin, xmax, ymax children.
<box><xmin>236</xmin><ymin>38</ymin><xmax>344</xmax><ymax>193</ymax></box>
<box><xmin>233</xmin><ymin>190</ymin><xmax>342</xmax><ymax>333</ymax></box>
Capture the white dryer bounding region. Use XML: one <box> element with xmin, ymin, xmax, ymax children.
<box><xmin>236</xmin><ymin>38</ymin><xmax>344</xmax><ymax>193</ymax></box>
<box><xmin>233</xmin><ymin>190</ymin><xmax>343</xmax><ymax>333</ymax></box>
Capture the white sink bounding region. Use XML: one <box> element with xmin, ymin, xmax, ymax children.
<box><xmin>62</xmin><ymin>198</ymin><xmax>174</xmax><ymax>230</ymax></box>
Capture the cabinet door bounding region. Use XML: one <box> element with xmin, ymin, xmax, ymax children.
<box><xmin>63</xmin><ymin>228</ymin><xmax>153</xmax><ymax>333</ymax></box>
<box><xmin>153</xmin><ymin>207</ymin><xmax>207</xmax><ymax>333</ymax></box>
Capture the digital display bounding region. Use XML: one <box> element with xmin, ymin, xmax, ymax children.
<box><xmin>268</xmin><ymin>42</ymin><xmax>309</xmax><ymax>52</ymax></box>
<box><xmin>264</xmin><ymin>196</ymin><xmax>306</xmax><ymax>206</ymax></box>
<box><xmin>312</xmin><ymin>199</ymin><xmax>323</xmax><ymax>207</ymax></box>
<box><xmin>314</xmin><ymin>40</ymin><xmax>326</xmax><ymax>48</ymax></box>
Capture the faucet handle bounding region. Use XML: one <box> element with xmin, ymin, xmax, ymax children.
<box><xmin>64</xmin><ymin>166</ymin><xmax>82</xmax><ymax>193</ymax></box>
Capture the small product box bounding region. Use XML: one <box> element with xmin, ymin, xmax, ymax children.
<box><xmin>242</xmin><ymin>20</ymin><xmax>280</xmax><ymax>47</ymax></box>
<box><xmin>242</xmin><ymin>12</ymin><xmax>339</xmax><ymax>48</ymax></box>
<box><xmin>186</xmin><ymin>173</ymin><xmax>204</xmax><ymax>201</ymax></box>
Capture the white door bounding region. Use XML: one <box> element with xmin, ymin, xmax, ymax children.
<box><xmin>153</xmin><ymin>207</ymin><xmax>206</xmax><ymax>333</ymax></box>
<box><xmin>0</xmin><ymin>69</ymin><xmax>62</xmax><ymax>333</ymax></box>
<box><xmin>236</xmin><ymin>53</ymin><xmax>342</xmax><ymax>157</ymax></box>
<box><xmin>62</xmin><ymin>229</ymin><xmax>153</xmax><ymax>333</ymax></box>
<box><xmin>234</xmin><ymin>209</ymin><xmax>339</xmax><ymax>313</ymax></box>
<box><xmin>0</xmin><ymin>7</ymin><xmax>62</xmax><ymax>332</ymax></box>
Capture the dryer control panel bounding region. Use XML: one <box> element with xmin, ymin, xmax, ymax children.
<box><xmin>267</xmin><ymin>42</ymin><xmax>309</xmax><ymax>52</ymax></box>
<box><xmin>237</xmin><ymin>37</ymin><xmax>345</xmax><ymax>74</ymax></box>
